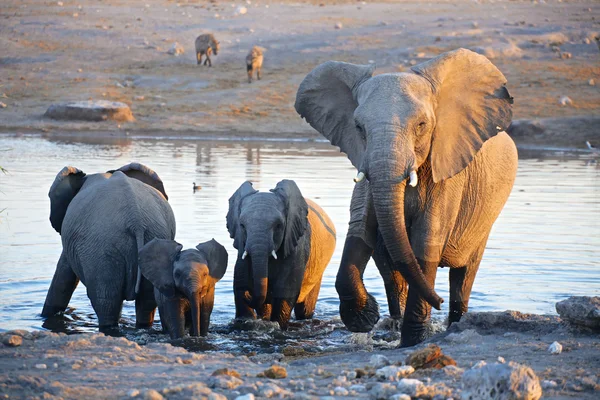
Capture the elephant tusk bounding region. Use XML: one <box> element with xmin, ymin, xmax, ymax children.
<box><xmin>354</xmin><ymin>171</ymin><xmax>365</xmax><ymax>183</ymax></box>
<box><xmin>409</xmin><ymin>170</ymin><xmax>418</xmax><ymax>187</ymax></box>
<box><xmin>242</xmin><ymin>250</ymin><xmax>248</xmax><ymax>259</ymax></box>
<box><xmin>271</xmin><ymin>250</ymin><xmax>278</xmax><ymax>260</ymax></box>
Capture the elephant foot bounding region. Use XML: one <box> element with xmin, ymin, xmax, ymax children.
<box><xmin>448</xmin><ymin>300</ymin><xmax>467</xmax><ymax>325</ymax></box>
<box><xmin>400</xmin><ymin>320</ymin><xmax>430</xmax><ymax>347</ymax></box>
<box><xmin>135</xmin><ymin>322</ymin><xmax>153</xmax><ymax>329</ymax></box>
<box><xmin>340</xmin><ymin>293</ymin><xmax>380</xmax><ymax>333</ymax></box>
<box><xmin>98</xmin><ymin>324</ymin><xmax>122</xmax><ymax>337</ymax></box>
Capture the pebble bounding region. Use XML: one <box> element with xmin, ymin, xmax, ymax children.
<box><xmin>208</xmin><ymin>394</ymin><xmax>227</xmax><ymax>400</ymax></box>
<box><xmin>0</xmin><ymin>102</ymin><xmax>7</xmax><ymax>109</ymax></box>
<box><xmin>212</xmin><ymin>368</ymin><xmax>241</xmax><ymax>378</ymax></box>
<box><xmin>167</xmin><ymin>42</ymin><xmax>185</xmax><ymax>56</ymax></box>
<box><xmin>260</xmin><ymin>365</ymin><xmax>287</xmax><ymax>379</ymax></box>
<box><xmin>560</xmin><ymin>52</ymin><xmax>572</xmax><ymax>59</ymax></box>
<box><xmin>542</xmin><ymin>380</ymin><xmax>558</xmax><ymax>389</ymax></box>
<box><xmin>333</xmin><ymin>386</ymin><xmax>348</xmax><ymax>396</ymax></box>
<box><xmin>389</xmin><ymin>395</ymin><xmax>411</xmax><ymax>400</ymax></box>
<box><xmin>375</xmin><ymin>365</ymin><xmax>415</xmax><ymax>381</ymax></box>
<box><xmin>405</xmin><ymin>344</ymin><xmax>456</xmax><ymax>369</ymax></box>
<box><xmin>559</xmin><ymin>96</ymin><xmax>573</xmax><ymax>106</ymax></box>
<box><xmin>349</xmin><ymin>384</ymin><xmax>366</xmax><ymax>392</ymax></box>
<box><xmin>548</xmin><ymin>341</ymin><xmax>563</xmax><ymax>354</ymax></box>
<box><xmin>335</xmin><ymin>22</ymin><xmax>343</xmax><ymax>29</ymax></box>
<box><xmin>134</xmin><ymin>96</ymin><xmax>145</xmax><ymax>101</ymax></box>
<box><xmin>346</xmin><ymin>370</ymin><xmax>357</xmax><ymax>380</ymax></box>
<box><xmin>369</xmin><ymin>382</ymin><xmax>396</xmax><ymax>399</ymax></box>
<box><xmin>369</xmin><ymin>354</ymin><xmax>390</xmax><ymax>368</ymax></box>
<box><xmin>127</xmin><ymin>389</ymin><xmax>140</xmax><ymax>397</ymax></box>
<box><xmin>3</xmin><ymin>335</ymin><xmax>23</xmax><ymax>346</ymax></box>
<box><xmin>472</xmin><ymin>21</ymin><xmax>479</xmax><ymax>28</ymax></box>
<box><xmin>396</xmin><ymin>379</ymin><xmax>425</xmax><ymax>397</ymax></box>
<box><xmin>35</xmin><ymin>364</ymin><xmax>47</xmax><ymax>369</ymax></box>
<box><xmin>589</xmin><ymin>79</ymin><xmax>596</xmax><ymax>86</ymax></box>
<box><xmin>143</xmin><ymin>389</ymin><xmax>164</xmax><ymax>400</ymax></box>
<box><xmin>497</xmin><ymin>356</ymin><xmax>506</xmax><ymax>363</ymax></box>
<box><xmin>236</xmin><ymin>6</ymin><xmax>248</xmax><ymax>15</ymax></box>
<box><xmin>235</xmin><ymin>395</ymin><xmax>255</xmax><ymax>400</ymax></box>
<box><xmin>208</xmin><ymin>375</ymin><xmax>243</xmax><ymax>389</ymax></box>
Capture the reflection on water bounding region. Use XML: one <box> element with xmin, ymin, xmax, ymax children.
<box><xmin>0</xmin><ymin>134</ymin><xmax>598</xmax><ymax>352</ymax></box>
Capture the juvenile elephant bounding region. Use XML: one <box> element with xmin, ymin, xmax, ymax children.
<box><xmin>227</xmin><ymin>180</ymin><xmax>336</xmax><ymax>329</ymax></box>
<box><xmin>41</xmin><ymin>163</ymin><xmax>175</xmax><ymax>332</ymax></box>
<box><xmin>295</xmin><ymin>48</ymin><xmax>518</xmax><ymax>346</ymax></box>
<box><xmin>138</xmin><ymin>238</ymin><xmax>228</xmax><ymax>339</ymax></box>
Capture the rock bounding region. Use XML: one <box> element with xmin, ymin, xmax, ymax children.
<box><xmin>256</xmin><ymin>382</ymin><xmax>291</xmax><ymax>398</ymax></box>
<box><xmin>548</xmin><ymin>341</ymin><xmax>562</xmax><ymax>354</ymax></box>
<box><xmin>333</xmin><ymin>386</ymin><xmax>348</xmax><ymax>395</ymax></box>
<box><xmin>542</xmin><ymin>380</ymin><xmax>558</xmax><ymax>389</ymax></box>
<box><xmin>556</xmin><ymin>296</ymin><xmax>600</xmax><ymax>329</ymax></box>
<box><xmin>235</xmin><ymin>395</ymin><xmax>255</xmax><ymax>400</ymax></box>
<box><xmin>3</xmin><ymin>335</ymin><xmax>23</xmax><ymax>347</ymax></box>
<box><xmin>445</xmin><ymin>329</ymin><xmax>482</xmax><ymax>344</ymax></box>
<box><xmin>369</xmin><ymin>354</ymin><xmax>390</xmax><ymax>368</ymax></box>
<box><xmin>396</xmin><ymin>379</ymin><xmax>426</xmax><ymax>397</ymax></box>
<box><xmin>389</xmin><ymin>395</ymin><xmax>411</xmax><ymax>400</ymax></box>
<box><xmin>472</xmin><ymin>21</ymin><xmax>479</xmax><ymax>28</ymax></box>
<box><xmin>134</xmin><ymin>96</ymin><xmax>145</xmax><ymax>101</ymax></box>
<box><xmin>282</xmin><ymin>346</ymin><xmax>305</xmax><ymax>357</ymax></box>
<box><xmin>405</xmin><ymin>344</ymin><xmax>457</xmax><ymax>370</ymax></box>
<box><xmin>558</xmin><ymin>96</ymin><xmax>573</xmax><ymax>106</ymax></box>
<box><xmin>127</xmin><ymin>389</ymin><xmax>140</xmax><ymax>397</ymax></box>
<box><xmin>589</xmin><ymin>79</ymin><xmax>596</xmax><ymax>86</ymax></box>
<box><xmin>35</xmin><ymin>364</ymin><xmax>47</xmax><ymax>369</ymax></box>
<box><xmin>235</xmin><ymin>6</ymin><xmax>248</xmax><ymax>15</ymax></box>
<box><xmin>369</xmin><ymin>383</ymin><xmax>396</xmax><ymax>399</ymax></box>
<box><xmin>208</xmin><ymin>394</ymin><xmax>227</xmax><ymax>400</ymax></box>
<box><xmin>167</xmin><ymin>42</ymin><xmax>184</xmax><ymax>56</ymax></box>
<box><xmin>375</xmin><ymin>366</ymin><xmax>415</xmax><ymax>381</ymax></box>
<box><xmin>208</xmin><ymin>375</ymin><xmax>243</xmax><ymax>390</ymax></box>
<box><xmin>0</xmin><ymin>102</ymin><xmax>7</xmax><ymax>109</ymax></box>
<box><xmin>462</xmin><ymin>361</ymin><xmax>542</xmax><ymax>400</ymax></box>
<box><xmin>259</xmin><ymin>365</ymin><xmax>287</xmax><ymax>379</ymax></box>
<box><xmin>559</xmin><ymin>52</ymin><xmax>572</xmax><ymax>59</ymax></box>
<box><xmin>143</xmin><ymin>390</ymin><xmax>164</xmax><ymax>400</ymax></box>
<box><xmin>335</xmin><ymin>22</ymin><xmax>343</xmax><ymax>29</ymax></box>
<box><xmin>212</xmin><ymin>368</ymin><xmax>241</xmax><ymax>378</ymax></box>
<box><xmin>45</xmin><ymin>100</ymin><xmax>134</xmax><ymax>122</ymax></box>
<box><xmin>349</xmin><ymin>384</ymin><xmax>366</xmax><ymax>392</ymax></box>
<box><xmin>498</xmin><ymin>356</ymin><xmax>506</xmax><ymax>363</ymax></box>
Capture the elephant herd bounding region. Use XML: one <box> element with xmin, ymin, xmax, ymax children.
<box><xmin>41</xmin><ymin>48</ymin><xmax>518</xmax><ymax>347</ymax></box>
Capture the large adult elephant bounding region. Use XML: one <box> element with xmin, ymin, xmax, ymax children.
<box><xmin>295</xmin><ymin>48</ymin><xmax>518</xmax><ymax>346</ymax></box>
<box><xmin>41</xmin><ymin>163</ymin><xmax>176</xmax><ymax>332</ymax></box>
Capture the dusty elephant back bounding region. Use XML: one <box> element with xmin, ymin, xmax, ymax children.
<box><xmin>297</xmin><ymin>199</ymin><xmax>336</xmax><ymax>303</ymax></box>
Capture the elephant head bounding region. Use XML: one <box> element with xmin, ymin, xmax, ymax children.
<box><xmin>227</xmin><ymin>180</ymin><xmax>308</xmax><ymax>310</ymax></box>
<box><xmin>49</xmin><ymin>162</ymin><xmax>168</xmax><ymax>234</ymax></box>
<box><xmin>295</xmin><ymin>49</ymin><xmax>513</xmax><ymax>310</ymax></box>
<box><xmin>138</xmin><ymin>238</ymin><xmax>228</xmax><ymax>337</ymax></box>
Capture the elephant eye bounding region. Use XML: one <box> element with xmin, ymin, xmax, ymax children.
<box><xmin>355</xmin><ymin>122</ymin><xmax>365</xmax><ymax>139</ymax></box>
<box><xmin>418</xmin><ymin>121</ymin><xmax>426</xmax><ymax>129</ymax></box>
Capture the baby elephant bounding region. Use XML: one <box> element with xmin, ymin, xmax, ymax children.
<box><xmin>227</xmin><ymin>180</ymin><xmax>336</xmax><ymax>329</ymax></box>
<box><xmin>246</xmin><ymin>46</ymin><xmax>263</xmax><ymax>83</ymax></box>
<box><xmin>195</xmin><ymin>33</ymin><xmax>220</xmax><ymax>67</ymax></box>
<box><xmin>138</xmin><ymin>238</ymin><xmax>228</xmax><ymax>339</ymax></box>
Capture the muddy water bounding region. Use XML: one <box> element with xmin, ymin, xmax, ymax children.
<box><xmin>0</xmin><ymin>134</ymin><xmax>598</xmax><ymax>353</ymax></box>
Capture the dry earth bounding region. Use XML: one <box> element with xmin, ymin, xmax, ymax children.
<box><xmin>0</xmin><ymin>0</ymin><xmax>599</xmax><ymax>146</ymax></box>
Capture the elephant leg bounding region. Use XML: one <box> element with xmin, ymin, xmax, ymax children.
<box><xmin>199</xmin><ymin>287</ymin><xmax>215</xmax><ymax>337</ymax></box>
<box><xmin>135</xmin><ymin>276</ymin><xmax>157</xmax><ymax>329</ymax></box>
<box><xmin>372</xmin><ymin>232</ymin><xmax>408</xmax><ymax>321</ymax></box>
<box><xmin>41</xmin><ymin>253</ymin><xmax>79</xmax><ymax>317</ymax></box>
<box><xmin>88</xmin><ymin>290</ymin><xmax>123</xmax><ymax>333</ymax></box>
<box><xmin>336</xmin><ymin>236</ymin><xmax>379</xmax><ymax>332</ymax></box>
<box><xmin>448</xmin><ymin>244</ymin><xmax>485</xmax><ymax>324</ymax></box>
<box><xmin>159</xmin><ymin>297</ymin><xmax>186</xmax><ymax>339</ymax></box>
<box><xmin>258</xmin><ymin>302</ymin><xmax>272</xmax><ymax>320</ymax></box>
<box><xmin>233</xmin><ymin>258</ymin><xmax>256</xmax><ymax>320</ymax></box>
<box><xmin>271</xmin><ymin>298</ymin><xmax>296</xmax><ymax>330</ymax></box>
<box><xmin>294</xmin><ymin>277</ymin><xmax>322</xmax><ymax>320</ymax></box>
<box><xmin>400</xmin><ymin>259</ymin><xmax>438</xmax><ymax>347</ymax></box>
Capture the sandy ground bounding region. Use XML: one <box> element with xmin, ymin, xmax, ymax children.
<box><xmin>0</xmin><ymin>0</ymin><xmax>599</xmax><ymax>146</ymax></box>
<box><xmin>1</xmin><ymin>311</ymin><xmax>599</xmax><ymax>399</ymax></box>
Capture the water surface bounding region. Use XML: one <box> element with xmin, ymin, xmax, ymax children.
<box><xmin>0</xmin><ymin>134</ymin><xmax>598</xmax><ymax>352</ymax></box>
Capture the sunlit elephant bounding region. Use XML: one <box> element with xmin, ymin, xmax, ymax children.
<box><xmin>227</xmin><ymin>180</ymin><xmax>336</xmax><ymax>329</ymax></box>
<box><xmin>138</xmin><ymin>238</ymin><xmax>228</xmax><ymax>339</ymax></box>
<box><xmin>41</xmin><ymin>163</ymin><xmax>175</xmax><ymax>332</ymax></box>
<box><xmin>295</xmin><ymin>48</ymin><xmax>518</xmax><ymax>346</ymax></box>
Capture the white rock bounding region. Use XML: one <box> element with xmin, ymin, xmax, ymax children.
<box><xmin>333</xmin><ymin>386</ymin><xmax>348</xmax><ymax>396</ymax></box>
<box><xmin>445</xmin><ymin>329</ymin><xmax>483</xmax><ymax>344</ymax></box>
<box><xmin>127</xmin><ymin>389</ymin><xmax>140</xmax><ymax>397</ymax></box>
<box><xmin>559</xmin><ymin>96</ymin><xmax>573</xmax><ymax>106</ymax></box>
<box><xmin>34</xmin><ymin>363</ymin><xmax>47</xmax><ymax>369</ymax></box>
<box><xmin>375</xmin><ymin>366</ymin><xmax>415</xmax><ymax>381</ymax></box>
<box><xmin>497</xmin><ymin>356</ymin><xmax>506</xmax><ymax>363</ymax></box>
<box><xmin>389</xmin><ymin>395</ymin><xmax>411</xmax><ymax>400</ymax></box>
<box><xmin>462</xmin><ymin>361</ymin><xmax>542</xmax><ymax>400</ymax></box>
<box><xmin>208</xmin><ymin>375</ymin><xmax>243</xmax><ymax>390</ymax></box>
<box><xmin>57</xmin><ymin>1</ymin><xmax>63</xmax><ymax>6</ymax></box>
<box><xmin>335</xmin><ymin>22</ymin><xmax>343</xmax><ymax>29</ymax></box>
<box><xmin>589</xmin><ymin>79</ymin><xmax>596</xmax><ymax>86</ymax></box>
<box><xmin>369</xmin><ymin>383</ymin><xmax>396</xmax><ymax>400</ymax></box>
<box><xmin>208</xmin><ymin>394</ymin><xmax>227</xmax><ymax>400</ymax></box>
<box><xmin>0</xmin><ymin>102</ymin><xmax>7</xmax><ymax>109</ymax></box>
<box><xmin>236</xmin><ymin>6</ymin><xmax>248</xmax><ymax>15</ymax></box>
<box><xmin>167</xmin><ymin>42</ymin><xmax>185</xmax><ymax>56</ymax></box>
<box><xmin>369</xmin><ymin>354</ymin><xmax>390</xmax><ymax>368</ymax></box>
<box><xmin>548</xmin><ymin>341</ymin><xmax>562</xmax><ymax>354</ymax></box>
<box><xmin>472</xmin><ymin>21</ymin><xmax>479</xmax><ymax>28</ymax></box>
<box><xmin>235</xmin><ymin>395</ymin><xmax>255</xmax><ymax>400</ymax></box>
<box><xmin>346</xmin><ymin>370</ymin><xmax>357</xmax><ymax>380</ymax></box>
<box><xmin>143</xmin><ymin>390</ymin><xmax>163</xmax><ymax>400</ymax></box>
<box><xmin>349</xmin><ymin>384</ymin><xmax>366</xmax><ymax>392</ymax></box>
<box><xmin>396</xmin><ymin>379</ymin><xmax>425</xmax><ymax>397</ymax></box>
<box><xmin>542</xmin><ymin>380</ymin><xmax>558</xmax><ymax>389</ymax></box>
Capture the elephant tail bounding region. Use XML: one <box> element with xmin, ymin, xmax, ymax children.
<box><xmin>134</xmin><ymin>230</ymin><xmax>145</xmax><ymax>296</ymax></box>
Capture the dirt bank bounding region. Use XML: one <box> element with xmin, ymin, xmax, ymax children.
<box><xmin>1</xmin><ymin>311</ymin><xmax>598</xmax><ymax>399</ymax></box>
<box><xmin>1</xmin><ymin>0</ymin><xmax>598</xmax><ymax>148</ymax></box>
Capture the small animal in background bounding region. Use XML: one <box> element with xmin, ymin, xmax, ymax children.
<box><xmin>195</xmin><ymin>33</ymin><xmax>220</xmax><ymax>67</ymax></box>
<box><xmin>138</xmin><ymin>238</ymin><xmax>228</xmax><ymax>339</ymax></box>
<box><xmin>246</xmin><ymin>46</ymin><xmax>264</xmax><ymax>83</ymax></box>
<box><xmin>193</xmin><ymin>182</ymin><xmax>202</xmax><ymax>192</ymax></box>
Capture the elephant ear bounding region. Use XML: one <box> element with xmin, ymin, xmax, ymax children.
<box><xmin>108</xmin><ymin>162</ymin><xmax>169</xmax><ymax>200</ymax></box>
<box><xmin>270</xmin><ymin>180</ymin><xmax>309</xmax><ymax>258</ymax></box>
<box><xmin>48</xmin><ymin>166</ymin><xmax>87</xmax><ymax>234</ymax></box>
<box><xmin>295</xmin><ymin>61</ymin><xmax>375</xmax><ymax>170</ymax></box>
<box><xmin>196</xmin><ymin>239</ymin><xmax>229</xmax><ymax>281</ymax></box>
<box><xmin>411</xmin><ymin>48</ymin><xmax>513</xmax><ymax>183</ymax></box>
<box><xmin>226</xmin><ymin>181</ymin><xmax>257</xmax><ymax>253</ymax></box>
<box><xmin>138</xmin><ymin>238</ymin><xmax>183</xmax><ymax>297</ymax></box>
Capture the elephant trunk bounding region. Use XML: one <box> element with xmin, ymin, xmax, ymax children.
<box><xmin>368</xmin><ymin>141</ymin><xmax>443</xmax><ymax>310</ymax></box>
<box><xmin>246</xmin><ymin>241</ymin><xmax>270</xmax><ymax>310</ymax></box>
<box><xmin>190</xmin><ymin>291</ymin><xmax>202</xmax><ymax>336</ymax></box>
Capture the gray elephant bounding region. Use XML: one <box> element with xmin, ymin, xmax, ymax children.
<box><xmin>227</xmin><ymin>180</ymin><xmax>336</xmax><ymax>329</ymax></box>
<box><xmin>295</xmin><ymin>48</ymin><xmax>518</xmax><ymax>346</ymax></box>
<box><xmin>41</xmin><ymin>163</ymin><xmax>176</xmax><ymax>332</ymax></box>
<box><xmin>138</xmin><ymin>238</ymin><xmax>228</xmax><ymax>339</ymax></box>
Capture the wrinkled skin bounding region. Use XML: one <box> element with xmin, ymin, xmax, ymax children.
<box><xmin>295</xmin><ymin>49</ymin><xmax>518</xmax><ymax>346</ymax></box>
<box><xmin>227</xmin><ymin>180</ymin><xmax>336</xmax><ymax>329</ymax></box>
<box><xmin>138</xmin><ymin>239</ymin><xmax>228</xmax><ymax>339</ymax></box>
<box><xmin>41</xmin><ymin>163</ymin><xmax>175</xmax><ymax>332</ymax></box>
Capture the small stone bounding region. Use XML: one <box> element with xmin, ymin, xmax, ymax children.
<box><xmin>369</xmin><ymin>383</ymin><xmax>396</xmax><ymax>400</ymax></box>
<box><xmin>559</xmin><ymin>52</ymin><xmax>572</xmax><ymax>59</ymax></box>
<box><xmin>143</xmin><ymin>389</ymin><xmax>164</xmax><ymax>400</ymax></box>
<box><xmin>167</xmin><ymin>42</ymin><xmax>185</xmax><ymax>56</ymax></box>
<box><xmin>409</xmin><ymin>59</ymin><xmax>417</xmax><ymax>65</ymax></box>
<box><xmin>212</xmin><ymin>368</ymin><xmax>241</xmax><ymax>378</ymax></box>
<box><xmin>375</xmin><ymin>365</ymin><xmax>415</xmax><ymax>381</ymax></box>
<box><xmin>235</xmin><ymin>395</ymin><xmax>255</xmax><ymax>400</ymax></box>
<box><xmin>415</xmin><ymin>52</ymin><xmax>425</xmax><ymax>58</ymax></box>
<box><xmin>462</xmin><ymin>361</ymin><xmax>542</xmax><ymax>400</ymax></box>
<box><xmin>542</xmin><ymin>380</ymin><xmax>558</xmax><ymax>389</ymax></box>
<box><xmin>396</xmin><ymin>379</ymin><xmax>425</xmax><ymax>397</ymax></box>
<box><xmin>405</xmin><ymin>344</ymin><xmax>457</xmax><ymax>369</ymax></box>
<box><xmin>346</xmin><ymin>370</ymin><xmax>357</xmax><ymax>380</ymax></box>
<box><xmin>208</xmin><ymin>394</ymin><xmax>227</xmax><ymax>400</ymax></box>
<box><xmin>551</xmin><ymin>45</ymin><xmax>561</xmax><ymax>52</ymax></box>
<box><xmin>0</xmin><ymin>102</ymin><xmax>7</xmax><ymax>109</ymax></box>
<box><xmin>134</xmin><ymin>96</ymin><xmax>145</xmax><ymax>101</ymax></box>
<box><xmin>282</xmin><ymin>346</ymin><xmax>305</xmax><ymax>357</ymax></box>
<box><xmin>57</xmin><ymin>1</ymin><xmax>63</xmax><ymax>6</ymax></box>
<box><xmin>589</xmin><ymin>79</ymin><xmax>596</xmax><ymax>86</ymax></box>
<box><xmin>389</xmin><ymin>395</ymin><xmax>411</xmax><ymax>400</ymax></box>
<box><xmin>236</xmin><ymin>6</ymin><xmax>248</xmax><ymax>15</ymax></box>
<box><xmin>349</xmin><ymin>384</ymin><xmax>366</xmax><ymax>392</ymax></box>
<box><xmin>556</xmin><ymin>296</ymin><xmax>600</xmax><ymax>329</ymax></box>
<box><xmin>497</xmin><ymin>356</ymin><xmax>506</xmax><ymax>363</ymax></box>
<box><xmin>208</xmin><ymin>375</ymin><xmax>243</xmax><ymax>390</ymax></box>
<box><xmin>260</xmin><ymin>365</ymin><xmax>287</xmax><ymax>379</ymax></box>
<box><xmin>548</xmin><ymin>341</ymin><xmax>563</xmax><ymax>354</ymax></box>
<box><xmin>472</xmin><ymin>21</ymin><xmax>479</xmax><ymax>28</ymax></box>
<box><xmin>35</xmin><ymin>364</ymin><xmax>47</xmax><ymax>369</ymax></box>
<box><xmin>584</xmin><ymin>38</ymin><xmax>591</xmax><ymax>44</ymax></box>
<box><xmin>3</xmin><ymin>335</ymin><xmax>22</xmax><ymax>346</ymax></box>
<box><xmin>333</xmin><ymin>386</ymin><xmax>348</xmax><ymax>396</ymax></box>
<box><xmin>335</xmin><ymin>22</ymin><xmax>343</xmax><ymax>29</ymax></box>
<box><xmin>369</xmin><ymin>354</ymin><xmax>390</xmax><ymax>368</ymax></box>
<box><xmin>559</xmin><ymin>96</ymin><xmax>573</xmax><ymax>106</ymax></box>
<box><xmin>127</xmin><ymin>389</ymin><xmax>140</xmax><ymax>397</ymax></box>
